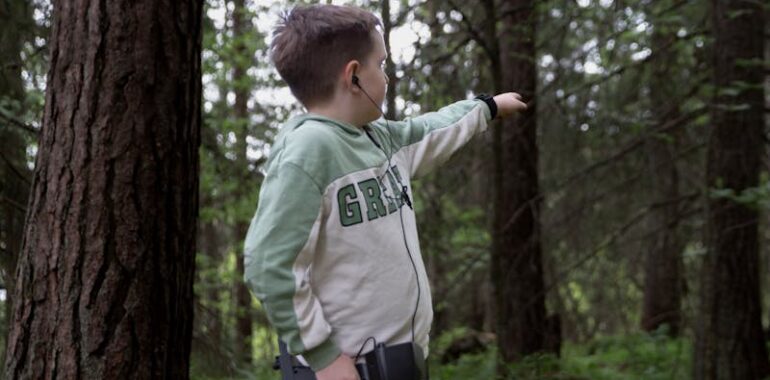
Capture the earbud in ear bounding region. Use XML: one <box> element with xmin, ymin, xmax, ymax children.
<box><xmin>352</xmin><ymin>75</ymin><xmax>360</xmax><ymax>86</ymax></box>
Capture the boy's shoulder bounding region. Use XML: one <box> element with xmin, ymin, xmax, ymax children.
<box><xmin>278</xmin><ymin>117</ymin><xmax>345</xmax><ymax>159</ymax></box>
<box><xmin>267</xmin><ymin>115</ymin><xmax>350</xmax><ymax>178</ymax></box>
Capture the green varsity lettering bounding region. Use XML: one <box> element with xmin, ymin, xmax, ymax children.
<box><xmin>336</xmin><ymin>167</ymin><xmax>410</xmax><ymax>226</ymax></box>
<box><xmin>358</xmin><ymin>178</ymin><xmax>388</xmax><ymax>221</ymax></box>
<box><xmin>338</xmin><ymin>184</ymin><xmax>363</xmax><ymax>226</ymax></box>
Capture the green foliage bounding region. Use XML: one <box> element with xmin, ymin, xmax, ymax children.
<box><xmin>431</xmin><ymin>349</ymin><xmax>498</xmax><ymax>380</ymax></box>
<box><xmin>560</xmin><ymin>331</ymin><xmax>691</xmax><ymax>380</ymax></box>
<box><xmin>194</xmin><ymin>0</ymin><xmax>279</xmax><ymax>374</ymax></box>
<box><xmin>710</xmin><ymin>172</ymin><xmax>770</xmax><ymax>210</ymax></box>
<box><xmin>427</xmin><ymin>331</ymin><xmax>691</xmax><ymax>380</ymax></box>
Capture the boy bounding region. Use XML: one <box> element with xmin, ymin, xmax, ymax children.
<box><xmin>243</xmin><ymin>4</ymin><xmax>526</xmax><ymax>380</ymax></box>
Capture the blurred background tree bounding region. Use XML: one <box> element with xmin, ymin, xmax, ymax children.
<box><xmin>0</xmin><ymin>0</ymin><xmax>48</xmax><ymax>367</ymax></box>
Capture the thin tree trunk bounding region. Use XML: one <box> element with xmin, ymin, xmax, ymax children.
<box><xmin>198</xmin><ymin>220</ymin><xmax>224</xmax><ymax>353</ymax></box>
<box><xmin>0</xmin><ymin>0</ymin><xmax>33</xmax><ymax>366</ymax></box>
<box><xmin>381</xmin><ymin>0</ymin><xmax>397</xmax><ymax>120</ymax></box>
<box><xmin>694</xmin><ymin>0</ymin><xmax>769</xmax><ymax>378</ymax></box>
<box><xmin>232</xmin><ymin>0</ymin><xmax>254</xmax><ymax>366</ymax></box>
<box><xmin>234</xmin><ymin>224</ymin><xmax>252</xmax><ymax>364</ymax></box>
<box><xmin>492</xmin><ymin>0</ymin><xmax>547</xmax><ymax>365</ymax></box>
<box><xmin>422</xmin><ymin>183</ymin><xmax>449</xmax><ymax>334</ymax></box>
<box><xmin>479</xmin><ymin>0</ymin><xmax>502</xmax><ymax>335</ymax></box>
<box><xmin>3</xmin><ymin>0</ymin><xmax>202</xmax><ymax>378</ymax></box>
<box><xmin>641</xmin><ymin>7</ymin><xmax>683</xmax><ymax>336</ymax></box>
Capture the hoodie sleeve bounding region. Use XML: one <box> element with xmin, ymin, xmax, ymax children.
<box><xmin>368</xmin><ymin>99</ymin><xmax>492</xmax><ymax>178</ymax></box>
<box><xmin>243</xmin><ymin>161</ymin><xmax>340</xmax><ymax>371</ymax></box>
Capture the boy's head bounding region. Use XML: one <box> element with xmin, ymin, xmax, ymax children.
<box><xmin>271</xmin><ymin>5</ymin><xmax>385</xmax><ymax>110</ymax></box>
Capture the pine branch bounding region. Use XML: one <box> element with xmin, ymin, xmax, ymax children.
<box><xmin>0</xmin><ymin>111</ymin><xmax>40</xmax><ymax>136</ymax></box>
<box><xmin>550</xmin><ymin>29</ymin><xmax>708</xmax><ymax>103</ymax></box>
<box><xmin>2</xmin><ymin>196</ymin><xmax>27</xmax><ymax>214</ymax></box>
<box><xmin>546</xmin><ymin>141</ymin><xmax>704</xmax><ymax>230</ymax></box>
<box><xmin>536</xmin><ymin>0</ymin><xmax>694</xmax><ymax>52</ymax></box>
<box><xmin>552</xmin><ymin>105</ymin><xmax>707</xmax><ymax>193</ymax></box>
<box><xmin>498</xmin><ymin>104</ymin><xmax>708</xmax><ymax>234</ymax></box>
<box><xmin>424</xmin><ymin>36</ymin><xmax>472</xmax><ymax>66</ymax></box>
<box><xmin>444</xmin><ymin>0</ymin><xmax>495</xmax><ymax>61</ymax></box>
<box><xmin>518</xmin><ymin>195</ymin><xmax>701</xmax><ymax>314</ymax></box>
<box><xmin>438</xmin><ymin>244</ymin><xmax>489</xmax><ymax>297</ymax></box>
<box><xmin>0</xmin><ymin>149</ymin><xmax>31</xmax><ymax>186</ymax></box>
<box><xmin>496</xmin><ymin>3</ymin><xmax>533</xmax><ymax>21</ymax></box>
<box><xmin>537</xmin><ymin>2</ymin><xmax>710</xmax><ymax>101</ymax></box>
<box><xmin>394</xmin><ymin>0</ymin><xmax>422</xmax><ymax>25</ymax></box>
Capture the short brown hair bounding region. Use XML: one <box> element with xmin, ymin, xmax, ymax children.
<box><xmin>271</xmin><ymin>5</ymin><xmax>381</xmax><ymax>107</ymax></box>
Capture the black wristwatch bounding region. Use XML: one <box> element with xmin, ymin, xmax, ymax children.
<box><xmin>475</xmin><ymin>93</ymin><xmax>498</xmax><ymax>119</ymax></box>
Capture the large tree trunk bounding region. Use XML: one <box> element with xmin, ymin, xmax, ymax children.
<box><xmin>3</xmin><ymin>0</ymin><xmax>202</xmax><ymax>378</ymax></box>
<box><xmin>491</xmin><ymin>0</ymin><xmax>547</xmax><ymax>365</ymax></box>
<box><xmin>693</xmin><ymin>0</ymin><xmax>769</xmax><ymax>378</ymax></box>
<box><xmin>641</xmin><ymin>7</ymin><xmax>683</xmax><ymax>336</ymax></box>
<box><xmin>232</xmin><ymin>0</ymin><xmax>253</xmax><ymax>365</ymax></box>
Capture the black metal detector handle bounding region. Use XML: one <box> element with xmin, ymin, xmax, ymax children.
<box><xmin>275</xmin><ymin>341</ymin><xmax>317</xmax><ymax>380</ymax></box>
<box><xmin>275</xmin><ymin>340</ymin><xmax>375</xmax><ymax>380</ymax></box>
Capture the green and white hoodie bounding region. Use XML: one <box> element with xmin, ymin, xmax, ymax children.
<box><xmin>243</xmin><ymin>99</ymin><xmax>492</xmax><ymax>370</ymax></box>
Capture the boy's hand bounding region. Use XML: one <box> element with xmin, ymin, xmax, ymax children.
<box><xmin>316</xmin><ymin>354</ymin><xmax>359</xmax><ymax>380</ymax></box>
<box><xmin>493</xmin><ymin>92</ymin><xmax>528</xmax><ymax>118</ymax></box>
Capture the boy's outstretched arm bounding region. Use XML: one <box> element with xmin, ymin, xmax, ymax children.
<box><xmin>368</xmin><ymin>92</ymin><xmax>527</xmax><ymax>178</ymax></box>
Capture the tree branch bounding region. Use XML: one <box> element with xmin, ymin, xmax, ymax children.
<box><xmin>424</xmin><ymin>36</ymin><xmax>472</xmax><ymax>66</ymax></box>
<box><xmin>552</xmin><ymin>105</ymin><xmax>707</xmax><ymax>192</ymax></box>
<box><xmin>546</xmin><ymin>141</ymin><xmax>704</xmax><ymax>231</ymax></box>
<box><xmin>498</xmin><ymin>104</ymin><xmax>708</xmax><ymax>234</ymax></box>
<box><xmin>439</xmin><ymin>245</ymin><xmax>489</xmax><ymax>297</ymax></box>
<box><xmin>2</xmin><ymin>196</ymin><xmax>27</xmax><ymax>214</ymax></box>
<box><xmin>394</xmin><ymin>1</ymin><xmax>423</xmax><ymax>25</ymax></box>
<box><xmin>519</xmin><ymin>196</ymin><xmax>702</xmax><ymax>314</ymax></box>
<box><xmin>496</xmin><ymin>3</ymin><xmax>533</xmax><ymax>21</ymax></box>
<box><xmin>551</xmin><ymin>29</ymin><xmax>708</xmax><ymax>102</ymax></box>
<box><xmin>0</xmin><ymin>111</ymin><xmax>40</xmax><ymax>136</ymax></box>
<box><xmin>0</xmin><ymin>150</ymin><xmax>31</xmax><ymax>186</ymax></box>
<box><xmin>444</xmin><ymin>0</ymin><xmax>495</xmax><ymax>60</ymax></box>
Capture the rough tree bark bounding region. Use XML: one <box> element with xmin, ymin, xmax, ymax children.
<box><xmin>3</xmin><ymin>0</ymin><xmax>203</xmax><ymax>378</ymax></box>
<box><xmin>491</xmin><ymin>0</ymin><xmax>548</xmax><ymax>365</ymax></box>
<box><xmin>693</xmin><ymin>0</ymin><xmax>769</xmax><ymax>378</ymax></box>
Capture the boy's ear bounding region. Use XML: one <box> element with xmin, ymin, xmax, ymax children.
<box><xmin>343</xmin><ymin>60</ymin><xmax>361</xmax><ymax>90</ymax></box>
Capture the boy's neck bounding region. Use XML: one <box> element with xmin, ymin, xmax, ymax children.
<box><xmin>307</xmin><ymin>102</ymin><xmax>368</xmax><ymax>129</ymax></box>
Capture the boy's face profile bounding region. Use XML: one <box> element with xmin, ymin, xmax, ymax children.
<box><xmin>352</xmin><ymin>30</ymin><xmax>389</xmax><ymax>123</ymax></box>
